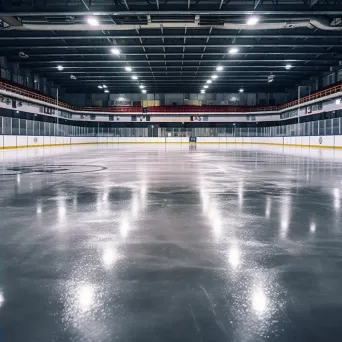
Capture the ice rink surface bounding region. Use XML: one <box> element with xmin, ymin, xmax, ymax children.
<box><xmin>1</xmin><ymin>144</ymin><xmax>342</xmax><ymax>341</ymax></box>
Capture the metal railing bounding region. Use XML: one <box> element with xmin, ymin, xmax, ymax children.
<box><xmin>0</xmin><ymin>116</ymin><xmax>340</xmax><ymax>137</ymax></box>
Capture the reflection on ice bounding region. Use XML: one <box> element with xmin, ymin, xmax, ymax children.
<box><xmin>120</xmin><ymin>219</ymin><xmax>130</xmax><ymax>238</ymax></box>
<box><xmin>0</xmin><ymin>291</ymin><xmax>4</xmax><ymax>308</ymax></box>
<box><xmin>333</xmin><ymin>188</ymin><xmax>340</xmax><ymax>210</ymax></box>
<box><xmin>228</xmin><ymin>246</ymin><xmax>241</xmax><ymax>269</ymax></box>
<box><xmin>251</xmin><ymin>287</ymin><xmax>267</xmax><ymax>315</ymax></box>
<box><xmin>265</xmin><ymin>196</ymin><xmax>271</xmax><ymax>218</ymax></box>
<box><xmin>102</xmin><ymin>248</ymin><xmax>118</xmax><ymax>268</ymax></box>
<box><xmin>78</xmin><ymin>285</ymin><xmax>95</xmax><ymax>312</ymax></box>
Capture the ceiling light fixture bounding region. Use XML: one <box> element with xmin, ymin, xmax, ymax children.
<box><xmin>216</xmin><ymin>66</ymin><xmax>223</xmax><ymax>71</ymax></box>
<box><xmin>268</xmin><ymin>74</ymin><xmax>275</xmax><ymax>83</ymax></box>
<box><xmin>142</xmin><ymin>89</ymin><xmax>147</xmax><ymax>94</ymax></box>
<box><xmin>247</xmin><ymin>16</ymin><xmax>259</xmax><ymax>26</ymax></box>
<box><xmin>103</xmin><ymin>85</ymin><xmax>107</xmax><ymax>88</ymax></box>
<box><xmin>139</xmin><ymin>85</ymin><xmax>145</xmax><ymax>89</ymax></box>
<box><xmin>70</xmin><ymin>75</ymin><xmax>77</xmax><ymax>80</ymax></box>
<box><xmin>201</xmin><ymin>90</ymin><xmax>205</xmax><ymax>94</ymax></box>
<box><xmin>125</xmin><ymin>66</ymin><xmax>132</xmax><ymax>72</ymax></box>
<box><xmin>204</xmin><ymin>85</ymin><xmax>209</xmax><ymax>89</ymax></box>
<box><xmin>211</xmin><ymin>75</ymin><xmax>218</xmax><ymax>79</ymax></box>
<box><xmin>87</xmin><ymin>17</ymin><xmax>99</xmax><ymax>26</ymax></box>
<box><xmin>207</xmin><ymin>80</ymin><xmax>212</xmax><ymax>84</ymax></box>
<box><xmin>111</xmin><ymin>48</ymin><xmax>120</xmax><ymax>55</ymax></box>
<box><xmin>104</xmin><ymin>90</ymin><xmax>109</xmax><ymax>93</ymax></box>
<box><xmin>229</xmin><ymin>47</ymin><xmax>239</xmax><ymax>54</ymax></box>
<box><xmin>132</xmin><ymin>75</ymin><xmax>138</xmax><ymax>80</ymax></box>
<box><xmin>98</xmin><ymin>85</ymin><xmax>103</xmax><ymax>89</ymax></box>
<box><xmin>285</xmin><ymin>64</ymin><xmax>292</xmax><ymax>70</ymax></box>
<box><xmin>57</xmin><ymin>65</ymin><xmax>64</xmax><ymax>71</ymax></box>
<box><xmin>239</xmin><ymin>88</ymin><xmax>244</xmax><ymax>93</ymax></box>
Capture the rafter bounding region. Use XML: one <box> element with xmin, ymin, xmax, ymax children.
<box><xmin>122</xmin><ymin>0</ymin><xmax>130</xmax><ymax>11</ymax></box>
<box><xmin>254</xmin><ymin>0</ymin><xmax>262</xmax><ymax>9</ymax></box>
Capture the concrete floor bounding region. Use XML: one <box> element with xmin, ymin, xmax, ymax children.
<box><xmin>1</xmin><ymin>144</ymin><xmax>342</xmax><ymax>341</ymax></box>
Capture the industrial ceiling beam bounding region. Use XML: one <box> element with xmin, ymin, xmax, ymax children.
<box><xmin>10</xmin><ymin>52</ymin><xmax>340</xmax><ymax>58</ymax></box>
<box><xmin>1</xmin><ymin>34</ymin><xmax>341</xmax><ymax>40</ymax></box>
<box><xmin>81</xmin><ymin>0</ymin><xmax>90</xmax><ymax>11</ymax></box>
<box><xmin>27</xmin><ymin>66</ymin><xmax>334</xmax><ymax>71</ymax></box>
<box><xmin>310</xmin><ymin>0</ymin><xmax>320</xmax><ymax>7</ymax></box>
<box><xmin>0</xmin><ymin>35</ymin><xmax>341</xmax><ymax>40</ymax></box>
<box><xmin>254</xmin><ymin>0</ymin><xmax>262</xmax><ymax>10</ymax></box>
<box><xmin>41</xmin><ymin>69</ymin><xmax>323</xmax><ymax>74</ymax></box>
<box><xmin>2</xmin><ymin>10</ymin><xmax>342</xmax><ymax>16</ymax></box>
<box><xmin>2</xmin><ymin>44</ymin><xmax>342</xmax><ymax>49</ymax></box>
<box><xmin>122</xmin><ymin>0</ymin><xmax>130</xmax><ymax>11</ymax></box>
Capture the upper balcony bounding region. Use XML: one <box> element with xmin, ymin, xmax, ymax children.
<box><xmin>1</xmin><ymin>77</ymin><xmax>342</xmax><ymax>115</ymax></box>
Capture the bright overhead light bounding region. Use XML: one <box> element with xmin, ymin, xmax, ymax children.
<box><xmin>142</xmin><ymin>89</ymin><xmax>147</xmax><ymax>94</ymax></box>
<box><xmin>204</xmin><ymin>85</ymin><xmax>209</xmax><ymax>89</ymax></box>
<box><xmin>268</xmin><ymin>74</ymin><xmax>275</xmax><ymax>83</ymax></box>
<box><xmin>70</xmin><ymin>74</ymin><xmax>77</xmax><ymax>80</ymax></box>
<box><xmin>103</xmin><ymin>85</ymin><xmax>107</xmax><ymax>88</ymax></box>
<box><xmin>139</xmin><ymin>85</ymin><xmax>145</xmax><ymax>89</ymax></box>
<box><xmin>98</xmin><ymin>85</ymin><xmax>103</xmax><ymax>89</ymax></box>
<box><xmin>216</xmin><ymin>66</ymin><xmax>223</xmax><ymax>71</ymax></box>
<box><xmin>336</xmin><ymin>99</ymin><xmax>341</xmax><ymax>105</ymax></box>
<box><xmin>104</xmin><ymin>90</ymin><xmax>109</xmax><ymax>93</ymax></box>
<box><xmin>247</xmin><ymin>16</ymin><xmax>259</xmax><ymax>26</ymax></box>
<box><xmin>285</xmin><ymin>64</ymin><xmax>292</xmax><ymax>70</ymax></box>
<box><xmin>207</xmin><ymin>80</ymin><xmax>212</xmax><ymax>84</ymax></box>
<box><xmin>200</xmin><ymin>89</ymin><xmax>205</xmax><ymax>93</ymax></box>
<box><xmin>239</xmin><ymin>88</ymin><xmax>244</xmax><ymax>93</ymax></box>
<box><xmin>87</xmin><ymin>16</ymin><xmax>99</xmax><ymax>26</ymax></box>
<box><xmin>211</xmin><ymin>75</ymin><xmax>218</xmax><ymax>79</ymax></box>
<box><xmin>132</xmin><ymin>75</ymin><xmax>138</xmax><ymax>80</ymax></box>
<box><xmin>229</xmin><ymin>47</ymin><xmax>239</xmax><ymax>54</ymax></box>
<box><xmin>125</xmin><ymin>66</ymin><xmax>132</xmax><ymax>72</ymax></box>
<box><xmin>57</xmin><ymin>65</ymin><xmax>64</xmax><ymax>71</ymax></box>
<box><xmin>111</xmin><ymin>48</ymin><xmax>120</xmax><ymax>55</ymax></box>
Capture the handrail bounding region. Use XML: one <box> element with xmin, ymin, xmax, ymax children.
<box><xmin>1</xmin><ymin>77</ymin><xmax>342</xmax><ymax>114</ymax></box>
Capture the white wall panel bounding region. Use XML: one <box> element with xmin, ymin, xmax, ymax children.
<box><xmin>55</xmin><ymin>137</ymin><xmax>65</xmax><ymax>145</ymax></box>
<box><xmin>119</xmin><ymin>137</ymin><xmax>137</xmax><ymax>143</ymax></box>
<box><xmin>98</xmin><ymin>137</ymin><xmax>108</xmax><ymax>144</ymax></box>
<box><xmin>295</xmin><ymin>137</ymin><xmax>302</xmax><ymax>146</ymax></box>
<box><xmin>301</xmin><ymin>137</ymin><xmax>310</xmax><ymax>146</ymax></box>
<box><xmin>108</xmin><ymin>137</ymin><xmax>118</xmax><ymax>144</ymax></box>
<box><xmin>165</xmin><ymin>137</ymin><xmax>183</xmax><ymax>143</ymax></box>
<box><xmin>310</xmin><ymin>135</ymin><xmax>334</xmax><ymax>147</ymax></box>
<box><xmin>242</xmin><ymin>137</ymin><xmax>252</xmax><ymax>144</ymax></box>
<box><xmin>27</xmin><ymin>136</ymin><xmax>43</xmax><ymax>147</ymax></box>
<box><xmin>197</xmin><ymin>137</ymin><xmax>220</xmax><ymax>143</ymax></box>
<box><xmin>334</xmin><ymin>136</ymin><xmax>342</xmax><ymax>148</ymax></box>
<box><xmin>3</xmin><ymin>135</ymin><xmax>17</xmax><ymax>148</ymax></box>
<box><xmin>0</xmin><ymin>135</ymin><xmax>3</xmax><ymax>149</ymax></box>
<box><xmin>43</xmin><ymin>136</ymin><xmax>51</xmax><ymax>146</ymax></box>
<box><xmin>17</xmin><ymin>136</ymin><xmax>28</xmax><ymax>147</ymax></box>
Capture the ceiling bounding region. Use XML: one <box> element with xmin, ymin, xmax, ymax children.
<box><xmin>1</xmin><ymin>0</ymin><xmax>342</xmax><ymax>94</ymax></box>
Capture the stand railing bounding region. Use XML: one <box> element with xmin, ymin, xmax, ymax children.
<box><xmin>1</xmin><ymin>78</ymin><xmax>342</xmax><ymax>114</ymax></box>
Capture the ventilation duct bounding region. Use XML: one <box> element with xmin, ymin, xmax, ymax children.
<box><xmin>1</xmin><ymin>18</ymin><xmax>342</xmax><ymax>31</ymax></box>
<box><xmin>310</xmin><ymin>18</ymin><xmax>342</xmax><ymax>31</ymax></box>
